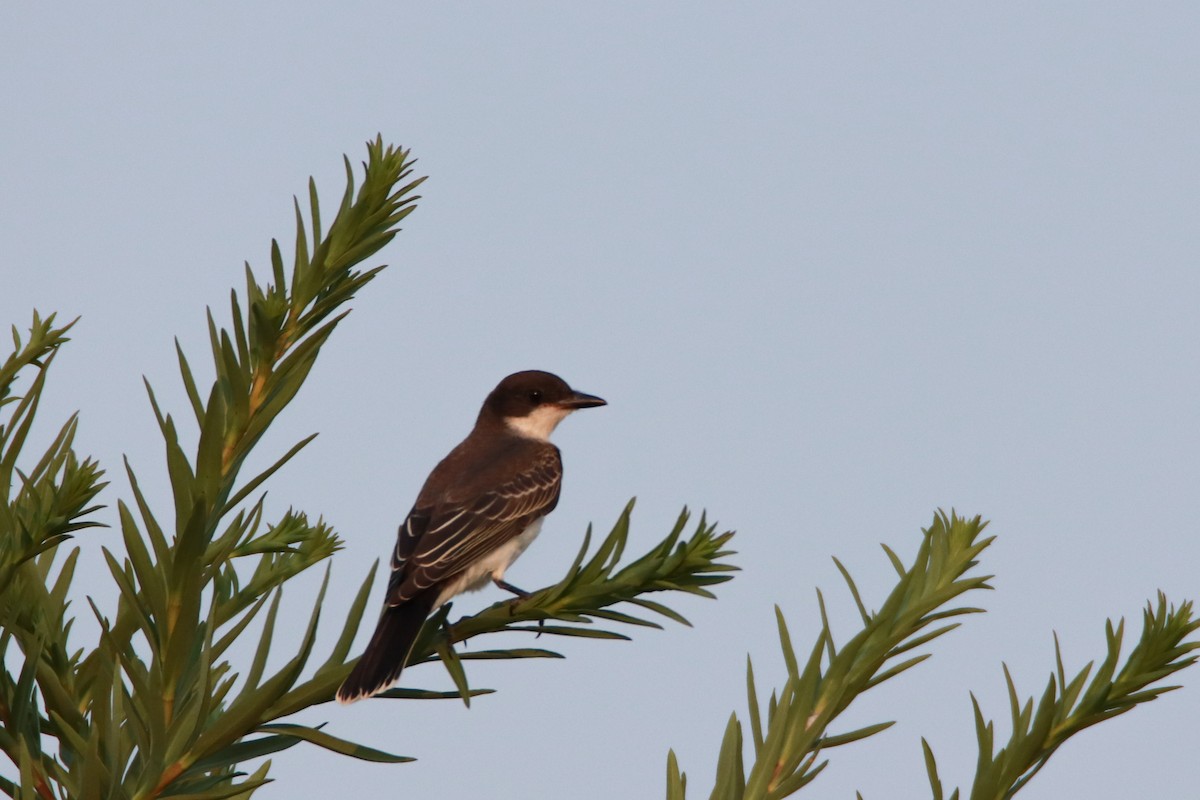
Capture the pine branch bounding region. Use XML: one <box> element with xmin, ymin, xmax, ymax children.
<box><xmin>0</xmin><ymin>313</ymin><xmax>106</xmax><ymax>590</ymax></box>
<box><xmin>0</xmin><ymin>312</ymin><xmax>107</xmax><ymax>798</ymax></box>
<box><xmin>921</xmin><ymin>593</ymin><xmax>1200</xmax><ymax>800</ymax></box>
<box><xmin>447</xmin><ymin>502</ymin><xmax>735</xmax><ymax>644</ymax></box>
<box><xmin>667</xmin><ymin>511</ymin><xmax>994</xmax><ymax>800</ymax></box>
<box><xmin>1</xmin><ymin>138</ymin><xmax>425</xmax><ymax>800</ymax></box>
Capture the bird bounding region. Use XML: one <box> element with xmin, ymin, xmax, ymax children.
<box><xmin>336</xmin><ymin>370</ymin><xmax>606</xmax><ymax>704</ymax></box>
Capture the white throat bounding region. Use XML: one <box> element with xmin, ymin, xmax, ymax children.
<box><xmin>506</xmin><ymin>405</ymin><xmax>573</xmax><ymax>441</ymax></box>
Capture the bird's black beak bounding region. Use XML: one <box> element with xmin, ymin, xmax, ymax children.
<box><xmin>559</xmin><ymin>390</ymin><xmax>606</xmax><ymax>409</ymax></box>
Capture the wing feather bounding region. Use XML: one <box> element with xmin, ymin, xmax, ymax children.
<box><xmin>386</xmin><ymin>447</ymin><xmax>562</xmax><ymax>605</ymax></box>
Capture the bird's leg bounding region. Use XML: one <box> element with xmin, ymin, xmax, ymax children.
<box><xmin>493</xmin><ymin>577</ymin><xmax>545</xmax><ymax>637</ymax></box>
<box><xmin>493</xmin><ymin>578</ymin><xmax>530</xmax><ymax>599</ymax></box>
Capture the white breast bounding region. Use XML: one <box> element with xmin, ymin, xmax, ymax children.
<box><xmin>433</xmin><ymin>517</ymin><xmax>545</xmax><ymax>608</ymax></box>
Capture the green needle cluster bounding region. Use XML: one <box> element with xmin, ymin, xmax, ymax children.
<box><xmin>669</xmin><ymin>512</ymin><xmax>993</xmax><ymax>800</ymax></box>
<box><xmin>923</xmin><ymin>592</ymin><xmax>1199</xmax><ymax>800</ymax></box>
<box><xmin>668</xmin><ymin>514</ymin><xmax>1198</xmax><ymax>800</ymax></box>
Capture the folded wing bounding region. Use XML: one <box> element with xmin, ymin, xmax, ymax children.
<box><xmin>387</xmin><ymin>447</ymin><xmax>563</xmax><ymax>606</ymax></box>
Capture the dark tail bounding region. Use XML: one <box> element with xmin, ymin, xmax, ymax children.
<box><xmin>337</xmin><ymin>593</ymin><xmax>436</xmax><ymax>704</ymax></box>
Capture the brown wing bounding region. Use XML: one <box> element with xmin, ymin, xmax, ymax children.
<box><xmin>386</xmin><ymin>446</ymin><xmax>562</xmax><ymax>605</ymax></box>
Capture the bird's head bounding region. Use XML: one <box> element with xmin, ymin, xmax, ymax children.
<box><xmin>481</xmin><ymin>370</ymin><xmax>606</xmax><ymax>441</ymax></box>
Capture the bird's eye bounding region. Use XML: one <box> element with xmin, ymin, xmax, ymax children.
<box><xmin>529</xmin><ymin>390</ymin><xmax>543</xmax><ymax>403</ymax></box>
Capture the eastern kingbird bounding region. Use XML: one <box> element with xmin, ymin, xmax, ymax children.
<box><xmin>336</xmin><ymin>370</ymin><xmax>606</xmax><ymax>704</ymax></box>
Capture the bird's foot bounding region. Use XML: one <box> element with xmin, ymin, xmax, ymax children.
<box><xmin>493</xmin><ymin>577</ymin><xmax>545</xmax><ymax>637</ymax></box>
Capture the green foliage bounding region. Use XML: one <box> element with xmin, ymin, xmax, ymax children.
<box><xmin>669</xmin><ymin>514</ymin><xmax>1199</xmax><ymax>800</ymax></box>
<box><xmin>922</xmin><ymin>593</ymin><xmax>1199</xmax><ymax>800</ymax></box>
<box><xmin>0</xmin><ymin>139</ymin><xmax>738</xmax><ymax>799</ymax></box>
<box><xmin>412</xmin><ymin>502</ymin><xmax>737</xmax><ymax>705</ymax></box>
<box><xmin>668</xmin><ymin>512</ymin><xmax>994</xmax><ymax>800</ymax></box>
<box><xmin>0</xmin><ymin>313</ymin><xmax>106</xmax><ymax>593</ymax></box>
<box><xmin>0</xmin><ymin>313</ymin><xmax>108</xmax><ymax>800</ymax></box>
<box><xmin>447</xmin><ymin>502</ymin><xmax>734</xmax><ymax>647</ymax></box>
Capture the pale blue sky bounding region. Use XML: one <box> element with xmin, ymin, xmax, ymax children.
<box><xmin>2</xmin><ymin>4</ymin><xmax>1197</xmax><ymax>798</ymax></box>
